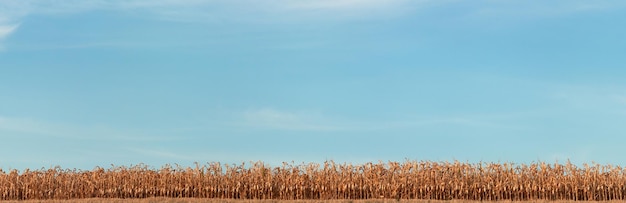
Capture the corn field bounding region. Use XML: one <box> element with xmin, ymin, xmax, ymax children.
<box><xmin>1</xmin><ymin>161</ymin><xmax>626</xmax><ymax>201</ymax></box>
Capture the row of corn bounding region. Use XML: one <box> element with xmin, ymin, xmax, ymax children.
<box><xmin>1</xmin><ymin>161</ymin><xmax>625</xmax><ymax>200</ymax></box>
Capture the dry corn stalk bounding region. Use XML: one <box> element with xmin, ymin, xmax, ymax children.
<box><xmin>1</xmin><ymin>161</ymin><xmax>625</xmax><ymax>201</ymax></box>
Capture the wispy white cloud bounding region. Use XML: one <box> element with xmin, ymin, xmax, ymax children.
<box><xmin>0</xmin><ymin>24</ymin><xmax>18</xmax><ymax>39</ymax></box>
<box><xmin>2</xmin><ymin>0</ymin><xmax>622</xmax><ymax>50</ymax></box>
<box><xmin>282</xmin><ymin>0</ymin><xmax>407</xmax><ymax>10</ymax></box>
<box><xmin>278</xmin><ymin>0</ymin><xmax>417</xmax><ymax>14</ymax></box>
<box><xmin>0</xmin><ymin>116</ymin><xmax>67</xmax><ymax>137</ymax></box>
<box><xmin>127</xmin><ymin>148</ymin><xmax>195</xmax><ymax>161</ymax></box>
<box><xmin>407</xmin><ymin>116</ymin><xmax>522</xmax><ymax>130</ymax></box>
<box><xmin>616</xmin><ymin>95</ymin><xmax>626</xmax><ymax>105</ymax></box>
<box><xmin>0</xmin><ymin>0</ymin><xmax>419</xmax><ymax>24</ymax></box>
<box><xmin>471</xmin><ymin>0</ymin><xmax>626</xmax><ymax>20</ymax></box>
<box><xmin>238</xmin><ymin>108</ymin><xmax>526</xmax><ymax>133</ymax></box>
<box><xmin>0</xmin><ymin>0</ymin><xmax>422</xmax><ymax>50</ymax></box>
<box><xmin>0</xmin><ymin>115</ymin><xmax>179</xmax><ymax>141</ymax></box>
<box><xmin>2</xmin><ymin>0</ymin><xmax>624</xmax><ymax>25</ymax></box>
<box><xmin>552</xmin><ymin>84</ymin><xmax>626</xmax><ymax>111</ymax></box>
<box><xmin>0</xmin><ymin>24</ymin><xmax>19</xmax><ymax>49</ymax></box>
<box><xmin>162</xmin><ymin>0</ymin><xmax>428</xmax><ymax>23</ymax></box>
<box><xmin>370</xmin><ymin>113</ymin><xmax>532</xmax><ymax>132</ymax></box>
<box><xmin>241</xmin><ymin>108</ymin><xmax>345</xmax><ymax>131</ymax></box>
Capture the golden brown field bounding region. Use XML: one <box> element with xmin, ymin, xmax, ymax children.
<box><xmin>1</xmin><ymin>161</ymin><xmax>625</xmax><ymax>201</ymax></box>
<box><xmin>2</xmin><ymin>200</ymin><xmax>626</xmax><ymax>203</ymax></box>
<box><xmin>4</xmin><ymin>200</ymin><xmax>626</xmax><ymax>203</ymax></box>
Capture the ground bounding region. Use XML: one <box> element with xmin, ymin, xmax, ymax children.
<box><xmin>1</xmin><ymin>199</ymin><xmax>623</xmax><ymax>203</ymax></box>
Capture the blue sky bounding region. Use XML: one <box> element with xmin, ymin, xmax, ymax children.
<box><xmin>1</xmin><ymin>0</ymin><xmax>626</xmax><ymax>170</ymax></box>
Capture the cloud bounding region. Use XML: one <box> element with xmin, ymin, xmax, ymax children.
<box><xmin>238</xmin><ymin>108</ymin><xmax>526</xmax><ymax>133</ymax></box>
<box><xmin>280</xmin><ymin>0</ymin><xmax>413</xmax><ymax>12</ymax></box>
<box><xmin>411</xmin><ymin>116</ymin><xmax>518</xmax><ymax>129</ymax></box>
<box><xmin>1</xmin><ymin>0</ymin><xmax>622</xmax><ymax>51</ymax></box>
<box><xmin>0</xmin><ymin>0</ymin><xmax>418</xmax><ymax>24</ymax></box>
<box><xmin>283</xmin><ymin>0</ymin><xmax>400</xmax><ymax>9</ymax></box>
<box><xmin>613</xmin><ymin>95</ymin><xmax>626</xmax><ymax>105</ymax></box>
<box><xmin>0</xmin><ymin>24</ymin><xmax>18</xmax><ymax>39</ymax></box>
<box><xmin>2</xmin><ymin>0</ymin><xmax>624</xmax><ymax>26</ymax></box>
<box><xmin>0</xmin><ymin>24</ymin><xmax>19</xmax><ymax>49</ymax></box>
<box><xmin>116</xmin><ymin>0</ymin><xmax>426</xmax><ymax>23</ymax></box>
<box><xmin>470</xmin><ymin>0</ymin><xmax>626</xmax><ymax>20</ymax></box>
<box><xmin>0</xmin><ymin>116</ymin><xmax>66</xmax><ymax>137</ymax></box>
<box><xmin>127</xmin><ymin>148</ymin><xmax>195</xmax><ymax>161</ymax></box>
<box><xmin>552</xmin><ymin>84</ymin><xmax>626</xmax><ymax>111</ymax></box>
<box><xmin>0</xmin><ymin>115</ymin><xmax>179</xmax><ymax>141</ymax></box>
<box><xmin>370</xmin><ymin>113</ymin><xmax>529</xmax><ymax>132</ymax></box>
<box><xmin>0</xmin><ymin>0</ymin><xmax>420</xmax><ymax>50</ymax></box>
<box><xmin>242</xmin><ymin>108</ymin><xmax>344</xmax><ymax>131</ymax></box>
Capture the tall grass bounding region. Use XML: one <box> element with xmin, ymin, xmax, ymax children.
<box><xmin>1</xmin><ymin>161</ymin><xmax>625</xmax><ymax>201</ymax></box>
